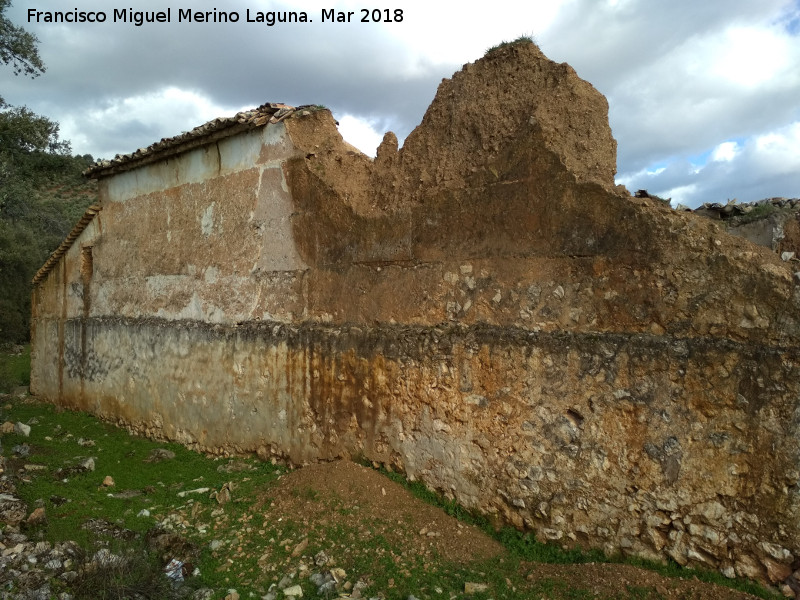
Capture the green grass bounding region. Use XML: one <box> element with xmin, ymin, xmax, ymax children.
<box><xmin>0</xmin><ymin>344</ymin><xmax>31</xmax><ymax>392</ymax></box>
<box><xmin>5</xmin><ymin>400</ymin><xmax>273</xmax><ymax>537</ymax></box>
<box><xmin>0</xmin><ymin>396</ymin><xmax>781</xmax><ymax>599</ymax></box>
<box><xmin>485</xmin><ymin>35</ymin><xmax>537</xmax><ymax>56</ymax></box>
<box><xmin>0</xmin><ymin>396</ymin><xmax>288</xmax><ymax>597</ymax></box>
<box><xmin>733</xmin><ymin>202</ymin><xmax>781</xmax><ymax>225</ymax></box>
<box><xmin>373</xmin><ymin>464</ymin><xmax>779</xmax><ymax>599</ymax></box>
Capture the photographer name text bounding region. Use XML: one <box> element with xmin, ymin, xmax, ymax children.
<box><xmin>27</xmin><ymin>7</ymin><xmax>405</xmax><ymax>27</ymax></box>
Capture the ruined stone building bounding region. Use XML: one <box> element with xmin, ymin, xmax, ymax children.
<box><xmin>691</xmin><ymin>198</ymin><xmax>800</xmax><ymax>255</ymax></box>
<box><xmin>30</xmin><ymin>42</ymin><xmax>800</xmax><ymax>585</ymax></box>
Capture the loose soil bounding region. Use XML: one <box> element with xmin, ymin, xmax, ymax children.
<box><xmin>256</xmin><ymin>460</ymin><xmax>763</xmax><ymax>599</ymax></box>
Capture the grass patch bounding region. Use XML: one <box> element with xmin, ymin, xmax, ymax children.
<box><xmin>485</xmin><ymin>35</ymin><xmax>537</xmax><ymax>56</ymax></box>
<box><xmin>0</xmin><ymin>396</ymin><xmax>288</xmax><ymax>597</ymax></box>
<box><xmin>0</xmin><ymin>344</ymin><xmax>30</xmax><ymax>392</ymax></box>
<box><xmin>371</xmin><ymin>464</ymin><xmax>779</xmax><ymax>599</ymax></box>
<box><xmin>732</xmin><ymin>202</ymin><xmax>781</xmax><ymax>225</ymax></box>
<box><xmin>69</xmin><ymin>540</ymin><xmax>184</xmax><ymax>600</ymax></box>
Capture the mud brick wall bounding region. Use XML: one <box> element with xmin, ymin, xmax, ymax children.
<box><xmin>31</xmin><ymin>42</ymin><xmax>800</xmax><ymax>585</ymax></box>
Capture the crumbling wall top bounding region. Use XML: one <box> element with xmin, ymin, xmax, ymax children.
<box><xmin>377</xmin><ymin>41</ymin><xmax>619</xmax><ymax>204</ymax></box>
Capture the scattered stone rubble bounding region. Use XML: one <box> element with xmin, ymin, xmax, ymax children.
<box><xmin>683</xmin><ymin>196</ymin><xmax>800</xmax><ymax>253</ymax></box>
<box><xmin>1</xmin><ymin>438</ymin><xmax>83</xmax><ymax>600</ymax></box>
<box><xmin>0</xmin><ymin>396</ymin><xmax>190</xmax><ymax>600</ymax></box>
<box><xmin>688</xmin><ymin>197</ymin><xmax>800</xmax><ymax>220</ymax></box>
<box><xmin>0</xmin><ymin>394</ymin><xmax>452</xmax><ymax>600</ymax></box>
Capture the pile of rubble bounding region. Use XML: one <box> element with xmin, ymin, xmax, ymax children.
<box><xmin>0</xmin><ymin>400</ymin><xmax>208</xmax><ymax>600</ymax></box>
<box><xmin>1</xmin><ymin>431</ymin><xmax>83</xmax><ymax>600</ymax></box>
<box><xmin>688</xmin><ymin>197</ymin><xmax>800</xmax><ymax>220</ymax></box>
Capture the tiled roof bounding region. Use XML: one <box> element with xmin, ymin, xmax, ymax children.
<box><xmin>32</xmin><ymin>204</ymin><xmax>102</xmax><ymax>285</ymax></box>
<box><xmin>84</xmin><ymin>102</ymin><xmax>303</xmax><ymax>179</ymax></box>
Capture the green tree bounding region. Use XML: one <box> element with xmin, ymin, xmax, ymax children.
<box><xmin>0</xmin><ymin>105</ymin><xmax>95</xmax><ymax>343</ymax></box>
<box><xmin>0</xmin><ymin>220</ymin><xmax>41</xmax><ymax>342</ymax></box>
<box><xmin>0</xmin><ymin>0</ymin><xmax>45</xmax><ymax>77</ymax></box>
<box><xmin>0</xmin><ymin>100</ymin><xmax>70</xmax><ymax>155</ymax></box>
<box><xmin>0</xmin><ymin>0</ymin><xmax>96</xmax><ymax>344</ymax></box>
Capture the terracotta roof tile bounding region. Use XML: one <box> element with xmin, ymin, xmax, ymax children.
<box><xmin>32</xmin><ymin>204</ymin><xmax>102</xmax><ymax>285</ymax></box>
<box><xmin>84</xmin><ymin>102</ymin><xmax>303</xmax><ymax>179</ymax></box>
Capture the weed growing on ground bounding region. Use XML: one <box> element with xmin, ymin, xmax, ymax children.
<box><xmin>0</xmin><ymin>344</ymin><xmax>30</xmax><ymax>392</ymax></box>
<box><xmin>1</xmin><ymin>396</ymin><xmax>288</xmax><ymax>597</ymax></box>
<box><xmin>373</xmin><ymin>464</ymin><xmax>779</xmax><ymax>599</ymax></box>
<box><xmin>68</xmin><ymin>540</ymin><xmax>183</xmax><ymax>600</ymax></box>
<box><xmin>733</xmin><ymin>202</ymin><xmax>782</xmax><ymax>225</ymax></box>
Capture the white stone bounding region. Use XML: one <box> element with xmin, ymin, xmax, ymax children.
<box><xmin>464</xmin><ymin>583</ymin><xmax>488</xmax><ymax>594</ymax></box>
<box><xmin>735</xmin><ymin>554</ymin><xmax>764</xmax><ymax>580</ymax></box>
<box><xmin>432</xmin><ymin>419</ymin><xmax>451</xmax><ymax>433</ymax></box>
<box><xmin>759</xmin><ymin>541</ymin><xmax>793</xmax><ymax>563</ymax></box>
<box><xmin>542</xmin><ymin>528</ymin><xmax>563</xmax><ymax>540</ymax></box>
<box><xmin>720</xmin><ymin>565</ymin><xmax>735</xmax><ymax>579</ymax></box>
<box><xmin>282</xmin><ymin>584</ymin><xmax>303</xmax><ymax>597</ymax></box>
<box><xmin>688</xmin><ymin>523</ymin><xmax>723</xmax><ymax>547</ymax></box>
<box><xmin>686</xmin><ymin>547</ymin><xmax>713</xmax><ymax>565</ymax></box>
<box><xmin>177</xmin><ymin>487</ymin><xmax>210</xmax><ymax>498</ymax></box>
<box><xmin>693</xmin><ymin>501</ymin><xmax>726</xmax><ymax>524</ymax></box>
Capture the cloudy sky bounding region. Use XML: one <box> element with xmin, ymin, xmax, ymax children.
<box><xmin>4</xmin><ymin>0</ymin><xmax>800</xmax><ymax>207</ymax></box>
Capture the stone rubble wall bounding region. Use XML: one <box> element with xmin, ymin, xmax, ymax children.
<box><xmin>30</xmin><ymin>41</ymin><xmax>800</xmax><ymax>586</ymax></box>
<box><xmin>41</xmin><ymin>315</ymin><xmax>800</xmax><ymax>584</ymax></box>
<box><xmin>690</xmin><ymin>198</ymin><xmax>800</xmax><ymax>253</ymax></box>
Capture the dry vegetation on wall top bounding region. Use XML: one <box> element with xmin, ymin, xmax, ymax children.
<box><xmin>484</xmin><ymin>35</ymin><xmax>539</xmax><ymax>55</ymax></box>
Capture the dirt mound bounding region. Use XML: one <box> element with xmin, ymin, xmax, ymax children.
<box><xmin>522</xmin><ymin>562</ymin><xmax>763</xmax><ymax>599</ymax></box>
<box><xmin>257</xmin><ymin>460</ymin><xmax>763</xmax><ymax>599</ymax></box>
<box><xmin>258</xmin><ymin>459</ymin><xmax>502</xmax><ymax>565</ymax></box>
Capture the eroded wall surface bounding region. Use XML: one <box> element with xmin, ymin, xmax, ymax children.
<box><xmin>31</xmin><ymin>42</ymin><xmax>800</xmax><ymax>585</ymax></box>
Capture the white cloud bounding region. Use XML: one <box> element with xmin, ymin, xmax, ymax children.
<box><xmin>539</xmin><ymin>0</ymin><xmax>800</xmax><ymax>181</ymax></box>
<box><xmin>711</xmin><ymin>141</ymin><xmax>740</xmax><ymax>162</ymax></box>
<box><xmin>337</xmin><ymin>115</ymin><xmax>384</xmax><ymax>157</ymax></box>
<box><xmin>659</xmin><ymin>184</ymin><xmax>698</xmax><ymax>205</ymax></box>
<box><xmin>751</xmin><ymin>122</ymin><xmax>800</xmax><ymax>174</ymax></box>
<box><xmin>59</xmin><ymin>88</ymin><xmax>235</xmax><ymax>159</ymax></box>
<box><xmin>707</xmin><ymin>26</ymin><xmax>791</xmax><ymax>87</ymax></box>
<box><xmin>382</xmin><ymin>0</ymin><xmax>564</xmax><ymax>68</ymax></box>
<box><xmin>619</xmin><ymin>120</ymin><xmax>800</xmax><ymax>207</ymax></box>
<box><xmin>6</xmin><ymin>0</ymin><xmax>800</xmax><ymax>206</ymax></box>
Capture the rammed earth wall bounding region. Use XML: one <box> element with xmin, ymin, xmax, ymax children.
<box><xmin>31</xmin><ymin>42</ymin><xmax>800</xmax><ymax>585</ymax></box>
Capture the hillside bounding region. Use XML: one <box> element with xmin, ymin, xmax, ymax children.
<box><xmin>0</xmin><ymin>100</ymin><xmax>98</xmax><ymax>345</ymax></box>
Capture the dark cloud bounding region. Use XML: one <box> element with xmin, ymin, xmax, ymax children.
<box><xmin>7</xmin><ymin>0</ymin><xmax>453</xmax><ymax>152</ymax></box>
<box><xmin>5</xmin><ymin>0</ymin><xmax>800</xmax><ymax>206</ymax></box>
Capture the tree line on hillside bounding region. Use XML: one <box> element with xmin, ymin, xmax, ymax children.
<box><xmin>0</xmin><ymin>0</ymin><xmax>98</xmax><ymax>344</ymax></box>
